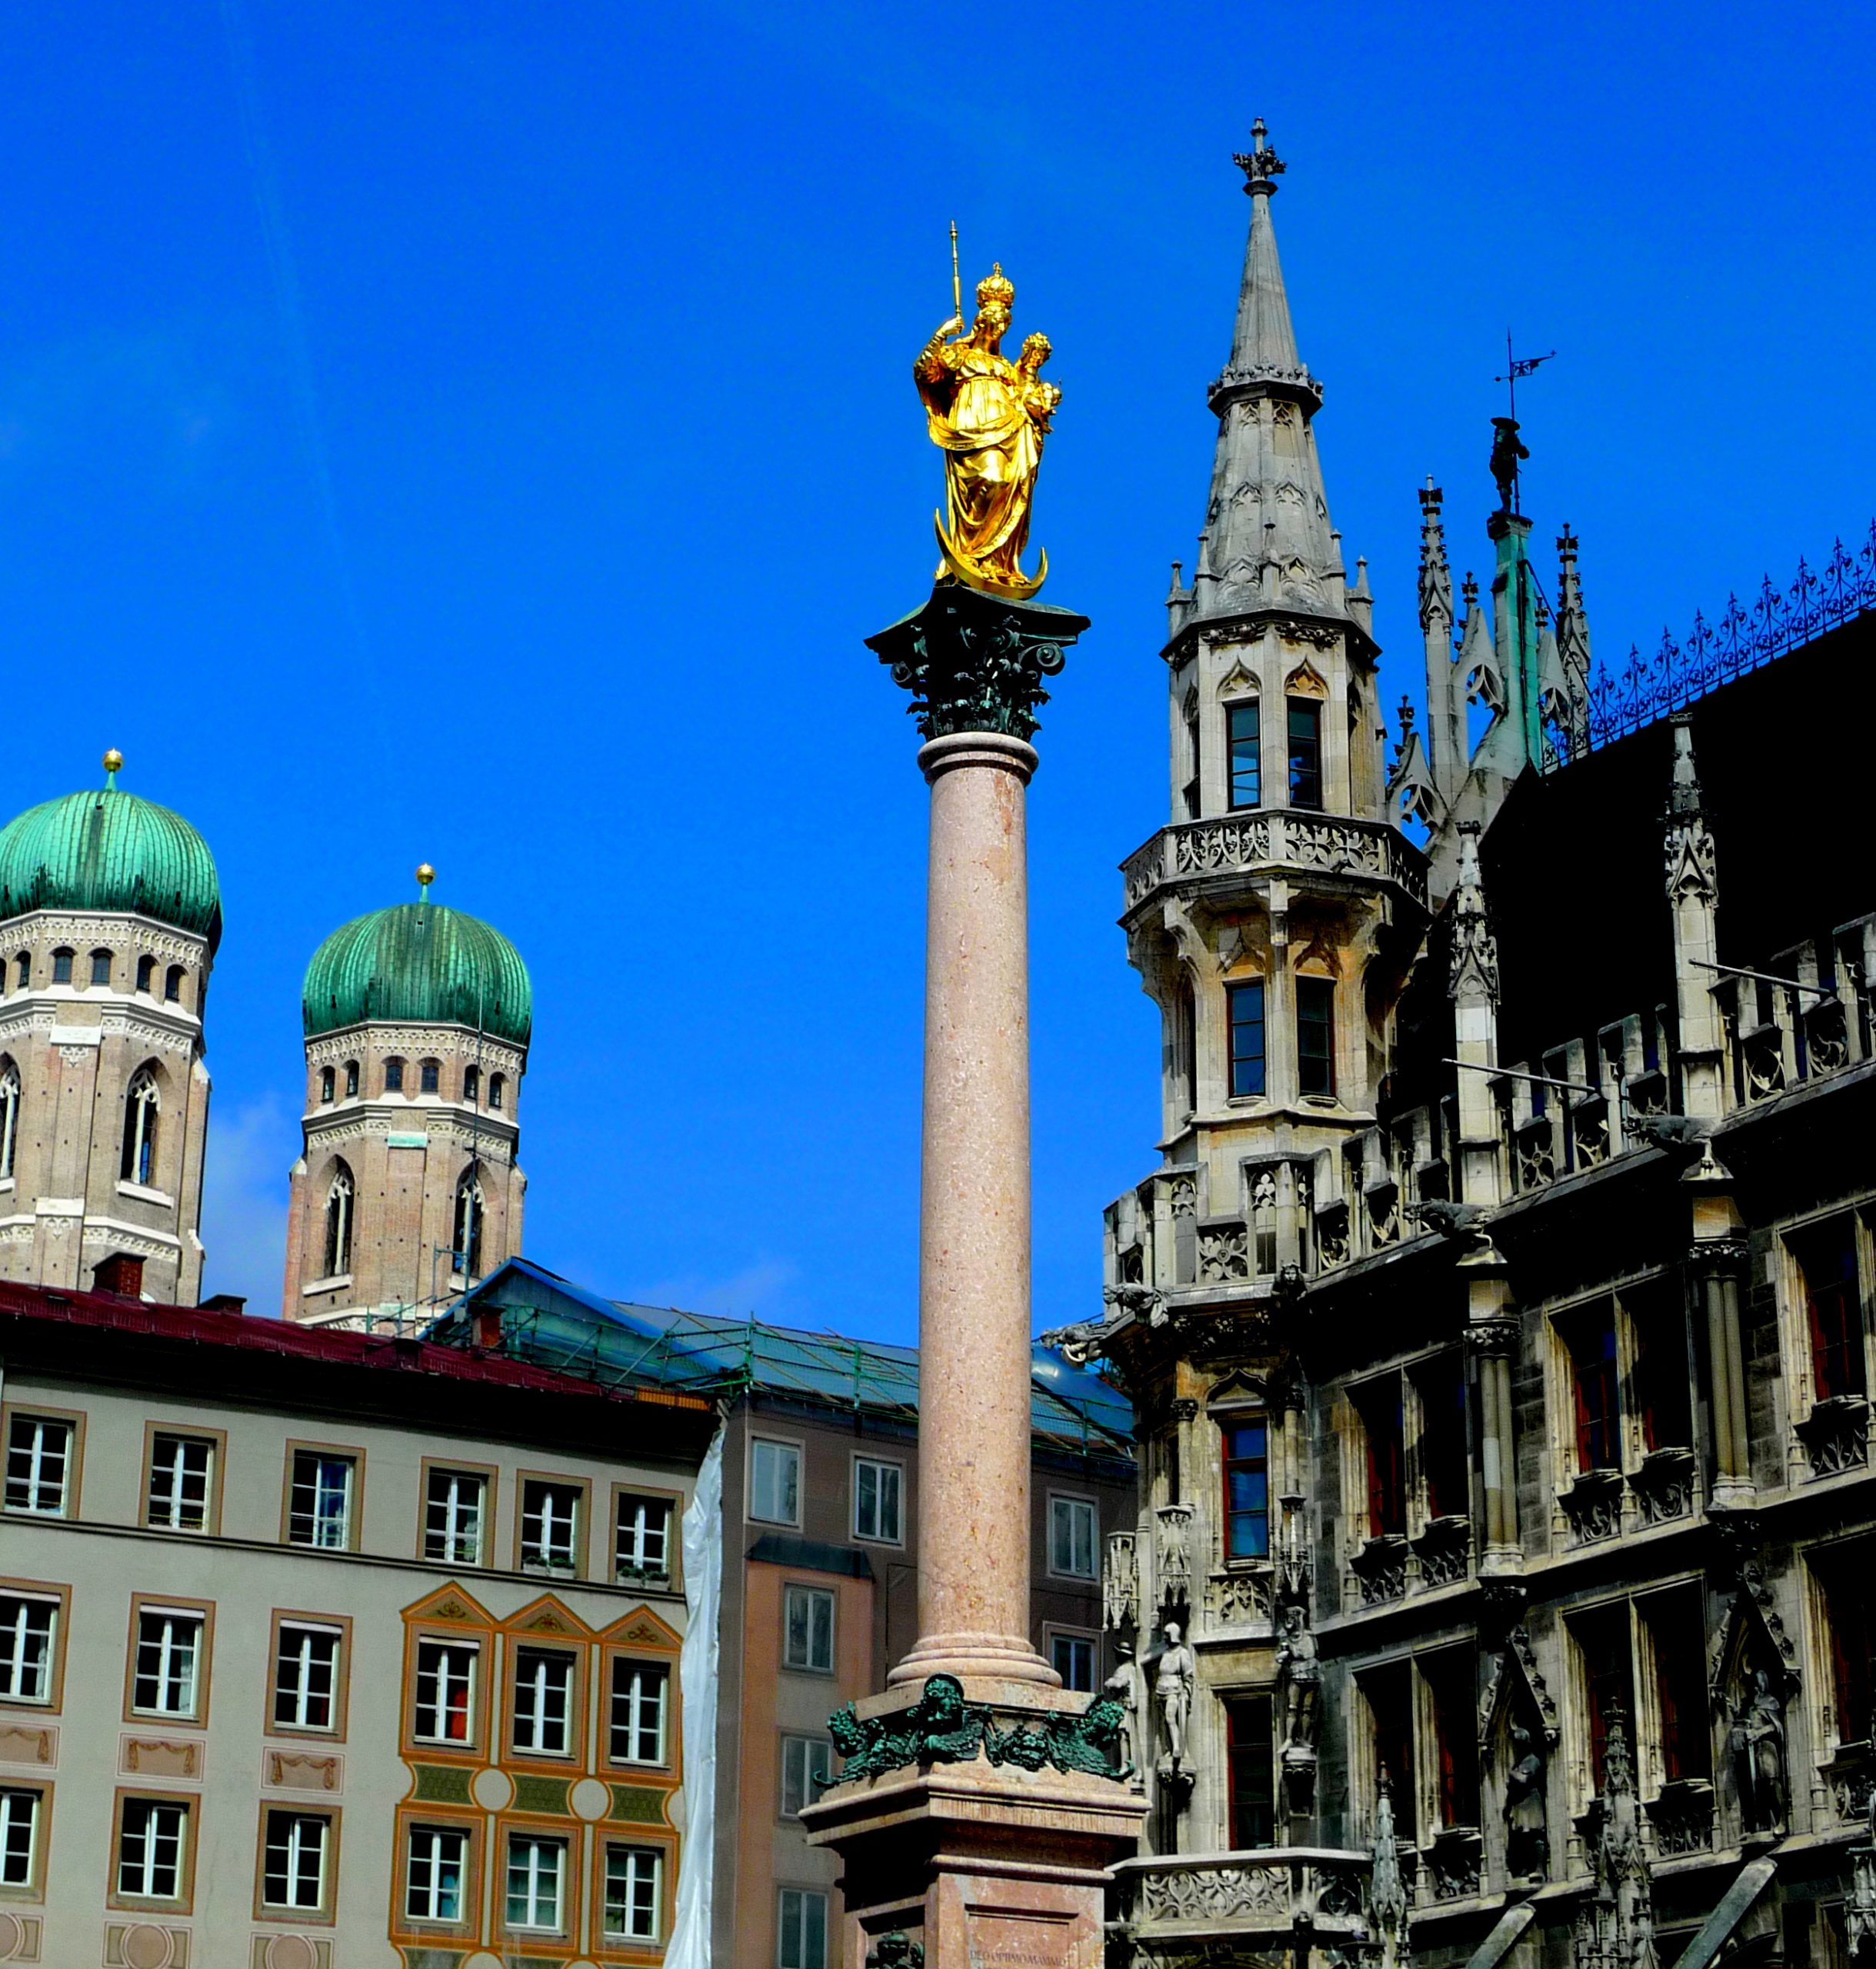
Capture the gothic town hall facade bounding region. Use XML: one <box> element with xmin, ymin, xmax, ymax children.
<box><xmin>1069</xmin><ymin>128</ymin><xmax>1876</xmax><ymax>1969</ymax></box>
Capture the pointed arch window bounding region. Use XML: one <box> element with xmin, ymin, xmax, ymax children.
<box><xmin>323</xmin><ymin>1163</ymin><xmax>355</xmax><ymax>1279</ymax></box>
<box><xmin>0</xmin><ymin>1060</ymin><xmax>19</xmax><ymax>1180</ymax></box>
<box><xmin>453</xmin><ymin>1167</ymin><xmax>485</xmax><ymax>1280</ymax></box>
<box><xmin>343</xmin><ymin>1061</ymin><xmax>358</xmax><ymax>1099</ymax></box>
<box><xmin>383</xmin><ymin>1058</ymin><xmax>405</xmax><ymax>1094</ymax></box>
<box><xmin>135</xmin><ymin>955</ymin><xmax>155</xmax><ymax>994</ymax></box>
<box><xmin>489</xmin><ymin>1074</ymin><xmax>506</xmax><ymax>1112</ymax></box>
<box><xmin>164</xmin><ymin>966</ymin><xmax>184</xmax><ymax>1004</ymax></box>
<box><xmin>121</xmin><ymin>1069</ymin><xmax>160</xmax><ymax>1187</ymax></box>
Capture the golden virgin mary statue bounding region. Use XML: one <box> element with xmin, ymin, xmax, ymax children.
<box><xmin>914</xmin><ymin>263</ymin><xmax>1060</xmax><ymax>599</ymax></box>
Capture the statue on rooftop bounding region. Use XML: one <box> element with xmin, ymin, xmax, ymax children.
<box><xmin>915</xmin><ymin>262</ymin><xmax>1059</xmax><ymax>599</ymax></box>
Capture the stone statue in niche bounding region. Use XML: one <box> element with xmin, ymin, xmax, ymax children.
<box><xmin>1728</xmin><ymin>1668</ymin><xmax>1788</xmax><ymax>1834</ymax></box>
<box><xmin>1103</xmin><ymin>1638</ymin><xmax>1148</xmax><ymax>1784</ymax></box>
<box><xmin>1503</xmin><ymin>1721</ymin><xmax>1549</xmax><ymax>1878</ymax></box>
<box><xmin>1275</xmin><ymin>1603</ymin><xmax>1321</xmax><ymax>1754</ymax></box>
<box><xmin>1152</xmin><ymin>1621</ymin><xmax>1197</xmax><ymax>1769</ymax></box>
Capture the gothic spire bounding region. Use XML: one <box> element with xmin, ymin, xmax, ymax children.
<box><xmin>1180</xmin><ymin>121</ymin><xmax>1346</xmax><ymax>636</ymax></box>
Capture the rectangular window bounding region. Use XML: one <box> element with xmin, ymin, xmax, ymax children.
<box><xmin>1228</xmin><ymin>701</ymin><xmax>1261</xmax><ymax>809</ymax></box>
<box><xmin>132</xmin><ymin>1609</ymin><xmax>203</xmax><ymax>1717</ymax></box>
<box><xmin>146</xmin><ymin>1432</ymin><xmax>214</xmax><ymax>1531</ymax></box>
<box><xmin>505</xmin><ymin>1833</ymin><xmax>565</xmax><ymax>1931</ymax></box>
<box><xmin>1423</xmin><ymin>1648</ymin><xmax>1480</xmax><ymax>1829</ymax></box>
<box><xmin>1183</xmin><ymin>701</ymin><xmax>1202</xmax><ymax>818</ymax></box>
<box><xmin>405</xmin><ymin>1824</ymin><xmax>468</xmax><ymax>1922</ymax></box>
<box><xmin>420</xmin><ymin>1060</ymin><xmax>441</xmax><ymax>1094</ymax></box>
<box><xmin>1562</xmin><ymin>1302</ymin><xmax>1621</xmax><ymax>1472</ymax></box>
<box><xmin>1794</xmin><ymin>1220</ymin><xmax>1866</xmax><ymax>1402</ymax></box>
<box><xmin>780</xmin><ymin>1734</ymin><xmax>832</xmax><ymax>1817</ymax></box>
<box><xmin>778</xmin><ymin>1886</ymin><xmax>829</xmax><ymax>1969</ymax></box>
<box><xmin>1225</xmin><ymin>1694</ymin><xmax>1275</xmax><ymax>1848</ymax></box>
<box><xmin>603</xmin><ymin>1842</ymin><xmax>663</xmax><ymax>1941</ymax></box>
<box><xmin>384</xmin><ymin>1058</ymin><xmax>405</xmax><ymax>1092</ymax></box>
<box><xmin>608</xmin><ymin>1659</ymin><xmax>668</xmax><ymax>1766</ymax></box>
<box><xmin>0</xmin><ymin>1596</ymin><xmax>55</xmax><ymax>1703</ymax></box>
<box><xmin>273</xmin><ymin>1623</ymin><xmax>342</xmax><ymax>1732</ymax></box>
<box><xmin>1629</xmin><ymin>1280</ymin><xmax>1693</xmax><ymax>1451</ymax></box>
<box><xmin>1574</xmin><ymin>1603</ymin><xmax>1636</xmax><ymax>1791</ymax></box>
<box><xmin>91</xmin><ymin>950</ymin><xmax>112</xmax><ymax>986</ymax></box>
<box><xmin>750</xmin><ymin>1440</ymin><xmax>801</xmax><ymax>1526</ymax></box>
<box><xmin>782</xmin><ymin>1585</ymin><xmax>835</xmax><ymax>1673</ymax></box>
<box><xmin>1364</xmin><ymin>1662</ymin><xmax>1417</xmax><ymax>1843</ymax></box>
<box><xmin>424</xmin><ymin>1469</ymin><xmax>487</xmax><ymax>1566</ymax></box>
<box><xmin>1353</xmin><ymin>1380</ymin><xmax>1407</xmax><ymax>1537</ymax></box>
<box><xmin>853</xmin><ymin>1458</ymin><xmax>903</xmax><ymax>1544</ymax></box>
<box><xmin>1051</xmin><ymin>1634</ymin><xmax>1095</xmax><ymax>1692</ymax></box>
<box><xmin>413</xmin><ymin>1640</ymin><xmax>478</xmax><ymax>1744</ymax></box>
<box><xmin>261</xmin><ymin>1810</ymin><xmax>329</xmax><ymax>1911</ymax></box>
<box><xmin>1223</xmin><ymin>1418</ymin><xmax>1270</xmax><ymax>1559</ymax></box>
<box><xmin>5</xmin><ymin>1414</ymin><xmax>72</xmax><ymax>1516</ymax></box>
<box><xmin>50</xmin><ymin>951</ymin><xmax>71</xmax><ymax>986</ymax></box>
<box><xmin>288</xmin><ymin>1450</ymin><xmax>355</xmax><ymax>1549</ymax></box>
<box><xmin>511</xmin><ymin>1646</ymin><xmax>575</xmax><ymax>1756</ymax></box>
<box><xmin>519</xmin><ymin>1479</ymin><xmax>581</xmax><ymax>1574</ymax></box>
<box><xmin>1296</xmin><ymin>977</ymin><xmax>1335</xmax><ymax>1098</ymax></box>
<box><xmin>0</xmin><ymin>1787</ymin><xmax>39</xmax><ymax>1887</ymax></box>
<box><xmin>1414</xmin><ymin>1357</ymin><xmax>1471</xmax><ymax>1521</ymax></box>
<box><xmin>1815</xmin><ymin>1541</ymin><xmax>1874</xmax><ymax>1747</ymax></box>
<box><xmin>1048</xmin><ymin>1495</ymin><xmax>1098</xmax><ymax>1578</ymax></box>
<box><xmin>1287</xmin><ymin>699</ymin><xmax>1323</xmax><ymax>808</ymax></box>
<box><xmin>615</xmin><ymin>1492</ymin><xmax>672</xmax><ymax>1580</ymax></box>
<box><xmin>1227</xmin><ymin>981</ymin><xmax>1266</xmax><ymax>1099</ymax></box>
<box><xmin>118</xmin><ymin>1797</ymin><xmax>188</xmax><ymax>1901</ymax></box>
<box><xmin>1644</xmin><ymin>1593</ymin><xmax>1711</xmax><ymax>1784</ymax></box>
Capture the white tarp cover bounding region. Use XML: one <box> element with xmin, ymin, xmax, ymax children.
<box><xmin>666</xmin><ymin>1424</ymin><xmax>724</xmax><ymax>1969</ymax></box>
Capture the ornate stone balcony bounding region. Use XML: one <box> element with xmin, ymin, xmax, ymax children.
<box><xmin>1629</xmin><ymin>1445</ymin><xmax>1698</xmax><ymax>1525</ymax></box>
<box><xmin>1796</xmin><ymin>1394</ymin><xmax>1870</xmax><ymax>1478</ymax></box>
<box><xmin>1203</xmin><ymin>1564</ymin><xmax>1275</xmax><ymax>1635</ymax></box>
<box><xmin>1411</xmin><ymin>1514</ymin><xmax>1471</xmax><ymax>1589</ymax></box>
<box><xmin>1121</xmin><ymin>811</ymin><xmax>1428</xmax><ymax>918</ymax></box>
<box><xmin>1644</xmin><ymin>1779</ymin><xmax>1714</xmax><ymax>1856</ymax></box>
<box><xmin>1112</xmin><ymin>1847</ymin><xmax>1371</xmax><ymax>1955</ymax></box>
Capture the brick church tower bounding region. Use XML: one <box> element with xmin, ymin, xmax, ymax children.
<box><xmin>283</xmin><ymin>865</ymin><xmax>530</xmax><ymax>1329</ymax></box>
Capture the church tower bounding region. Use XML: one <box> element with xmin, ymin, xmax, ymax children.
<box><xmin>1120</xmin><ymin>122</ymin><xmax>1428</xmax><ymax>1271</ymax></box>
<box><xmin>0</xmin><ymin>751</ymin><xmax>219</xmax><ymax>1302</ymax></box>
<box><xmin>283</xmin><ymin>866</ymin><xmax>530</xmax><ymax>1330</ymax></box>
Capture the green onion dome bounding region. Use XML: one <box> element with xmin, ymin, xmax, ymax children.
<box><xmin>302</xmin><ymin>891</ymin><xmax>531</xmax><ymax>1044</ymax></box>
<box><xmin>0</xmin><ymin>763</ymin><xmax>222</xmax><ymax>948</ymax></box>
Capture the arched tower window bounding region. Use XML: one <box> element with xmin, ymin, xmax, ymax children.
<box><xmin>419</xmin><ymin>1058</ymin><xmax>441</xmax><ymax>1095</ymax></box>
<box><xmin>383</xmin><ymin>1058</ymin><xmax>405</xmax><ymax>1094</ymax></box>
<box><xmin>489</xmin><ymin>1073</ymin><xmax>506</xmax><ymax>1112</ymax></box>
<box><xmin>454</xmin><ymin>1166</ymin><xmax>485</xmax><ymax>1280</ymax></box>
<box><xmin>164</xmin><ymin>965</ymin><xmax>185</xmax><ymax>1004</ymax></box>
<box><xmin>1227</xmin><ymin>700</ymin><xmax>1261</xmax><ymax>811</ymax></box>
<box><xmin>318</xmin><ymin>1065</ymin><xmax>335</xmax><ymax>1104</ymax></box>
<box><xmin>1182</xmin><ymin>688</ymin><xmax>1202</xmax><ymax>818</ymax></box>
<box><xmin>89</xmin><ymin>949</ymin><xmax>112</xmax><ymax>988</ymax></box>
<box><xmin>343</xmin><ymin>1060</ymin><xmax>358</xmax><ymax>1098</ymax></box>
<box><xmin>121</xmin><ymin>1068</ymin><xmax>160</xmax><ymax>1187</ymax></box>
<box><xmin>1286</xmin><ymin>699</ymin><xmax>1324</xmax><ymax>810</ymax></box>
<box><xmin>135</xmin><ymin>955</ymin><xmax>155</xmax><ymax>993</ymax></box>
<box><xmin>324</xmin><ymin>1162</ymin><xmax>355</xmax><ymax>1278</ymax></box>
<box><xmin>12</xmin><ymin>955</ymin><xmax>27</xmax><ymax>991</ymax></box>
<box><xmin>0</xmin><ymin>1059</ymin><xmax>20</xmax><ymax>1180</ymax></box>
<box><xmin>51</xmin><ymin>949</ymin><xmax>73</xmax><ymax>985</ymax></box>
<box><xmin>463</xmin><ymin>1064</ymin><xmax>480</xmax><ymax>1106</ymax></box>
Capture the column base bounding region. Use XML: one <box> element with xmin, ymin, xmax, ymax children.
<box><xmin>888</xmin><ymin>1631</ymin><xmax>1058</xmax><ymax>1691</ymax></box>
<box><xmin>802</xmin><ymin>1757</ymin><xmax>1145</xmax><ymax>1968</ymax></box>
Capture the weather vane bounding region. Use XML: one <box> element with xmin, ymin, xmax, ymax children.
<box><xmin>1490</xmin><ymin>331</ymin><xmax>1555</xmax><ymax>513</ymax></box>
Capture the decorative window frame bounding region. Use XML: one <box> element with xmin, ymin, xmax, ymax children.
<box><xmin>0</xmin><ymin>1404</ymin><xmax>85</xmax><ymax>1520</ymax></box>
<box><xmin>496</xmin><ymin>1815</ymin><xmax>577</xmax><ymax>1941</ymax></box>
<box><xmin>264</xmin><ymin>1609</ymin><xmax>352</xmax><ymax>1742</ymax></box>
<box><xmin>417</xmin><ymin>1459</ymin><xmax>498</xmax><ymax>1570</ymax></box>
<box><xmin>139</xmin><ymin>1422</ymin><xmax>227</xmax><ymax>1537</ymax></box>
<box><xmin>0</xmin><ymin>1580</ymin><xmax>69</xmax><ymax>1714</ymax></box>
<box><xmin>280</xmin><ymin>1441</ymin><xmax>366</xmax><ymax>1554</ymax></box>
<box><xmin>106</xmin><ymin>1787</ymin><xmax>198</xmax><ymax>1915</ymax></box>
<box><xmin>513</xmin><ymin>1471</ymin><xmax>591</xmax><ymax>1580</ymax></box>
<box><xmin>608</xmin><ymin>1482</ymin><xmax>682</xmax><ymax>1591</ymax></box>
<box><xmin>251</xmin><ymin>1799</ymin><xmax>342</xmax><ymax>1926</ymax></box>
<box><xmin>122</xmin><ymin>1592</ymin><xmax>216</xmax><ymax>1728</ymax></box>
<box><xmin>591</xmin><ymin>1832</ymin><xmax>676</xmax><ymax>1952</ymax></box>
<box><xmin>390</xmin><ymin>1810</ymin><xmax>481</xmax><ymax>1946</ymax></box>
<box><xmin>399</xmin><ymin>1588</ymin><xmax>495</xmax><ymax>1764</ymax></box>
<box><xmin>0</xmin><ymin>1776</ymin><xmax>52</xmax><ymax>1902</ymax></box>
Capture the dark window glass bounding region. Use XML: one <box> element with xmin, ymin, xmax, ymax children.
<box><xmin>1177</xmin><ymin>981</ymin><xmax>1198</xmax><ymax>1119</ymax></box>
<box><xmin>1287</xmin><ymin>700</ymin><xmax>1323</xmax><ymax>808</ymax></box>
<box><xmin>1795</xmin><ymin>1221</ymin><xmax>1865</xmax><ymax>1402</ymax></box>
<box><xmin>1183</xmin><ymin>704</ymin><xmax>1201</xmax><ymax>818</ymax></box>
<box><xmin>1417</xmin><ymin>1356</ymin><xmax>1470</xmax><ymax>1520</ymax></box>
<box><xmin>1228</xmin><ymin>702</ymin><xmax>1261</xmax><ymax>810</ymax></box>
<box><xmin>1227</xmin><ymin>981</ymin><xmax>1266</xmax><ymax>1099</ymax></box>
<box><xmin>318</xmin><ymin>1067</ymin><xmax>335</xmax><ymax>1104</ymax></box>
<box><xmin>163</xmin><ymin>966</ymin><xmax>183</xmax><ymax>1004</ymax></box>
<box><xmin>1563</xmin><ymin>1303</ymin><xmax>1621</xmax><ymax>1471</ymax></box>
<box><xmin>1226</xmin><ymin>1695</ymin><xmax>1275</xmax><ymax>1847</ymax></box>
<box><xmin>1424</xmin><ymin>1650</ymin><xmax>1479</xmax><ymax>1828</ymax></box>
<box><xmin>135</xmin><ymin>955</ymin><xmax>154</xmax><ymax>993</ymax></box>
<box><xmin>50</xmin><ymin>951</ymin><xmax>72</xmax><ymax>985</ymax></box>
<box><xmin>1364</xmin><ymin>1664</ymin><xmax>1416</xmax><ymax>1842</ymax></box>
<box><xmin>1222</xmin><ymin>1419</ymin><xmax>1269</xmax><ymax>1559</ymax></box>
<box><xmin>1296</xmin><ymin>978</ymin><xmax>1335</xmax><ymax>1097</ymax></box>
<box><xmin>12</xmin><ymin>955</ymin><xmax>26</xmax><ymax>991</ymax></box>
<box><xmin>1647</xmin><ymin>1594</ymin><xmax>1711</xmax><ymax>1783</ymax></box>
<box><xmin>343</xmin><ymin>1061</ymin><xmax>358</xmax><ymax>1098</ymax></box>
<box><xmin>1818</xmin><ymin>1542</ymin><xmax>1875</xmax><ymax>1745</ymax></box>
<box><xmin>464</xmin><ymin>1065</ymin><xmax>480</xmax><ymax>1105</ymax></box>
<box><xmin>490</xmin><ymin>1074</ymin><xmax>506</xmax><ymax>1111</ymax></box>
<box><xmin>385</xmin><ymin>1059</ymin><xmax>405</xmax><ymax>1093</ymax></box>
<box><xmin>90</xmin><ymin>950</ymin><xmax>112</xmax><ymax>986</ymax></box>
<box><xmin>1355</xmin><ymin>1380</ymin><xmax>1406</xmax><ymax>1536</ymax></box>
<box><xmin>1630</xmin><ymin>1280</ymin><xmax>1693</xmax><ymax>1451</ymax></box>
<box><xmin>420</xmin><ymin>1060</ymin><xmax>441</xmax><ymax>1094</ymax></box>
<box><xmin>1574</xmin><ymin>1604</ymin><xmax>1635</xmax><ymax>1788</ymax></box>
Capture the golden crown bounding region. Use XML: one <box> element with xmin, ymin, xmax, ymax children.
<box><xmin>975</xmin><ymin>262</ymin><xmax>1015</xmax><ymax>311</ymax></box>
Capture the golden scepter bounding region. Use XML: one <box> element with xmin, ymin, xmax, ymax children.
<box><xmin>949</xmin><ymin>219</ymin><xmax>961</xmax><ymax>331</ymax></box>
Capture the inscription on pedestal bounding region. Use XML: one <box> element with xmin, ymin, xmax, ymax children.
<box><xmin>966</xmin><ymin>1907</ymin><xmax>1084</xmax><ymax>1969</ymax></box>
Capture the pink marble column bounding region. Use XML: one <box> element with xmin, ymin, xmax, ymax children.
<box><xmin>891</xmin><ymin>730</ymin><xmax>1055</xmax><ymax>1688</ymax></box>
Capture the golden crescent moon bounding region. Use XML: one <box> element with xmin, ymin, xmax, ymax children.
<box><xmin>932</xmin><ymin>511</ymin><xmax>1048</xmax><ymax>602</ymax></box>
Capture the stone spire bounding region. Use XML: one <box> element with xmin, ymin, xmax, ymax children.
<box><xmin>1178</xmin><ymin>121</ymin><xmax>1345</xmax><ymax>634</ymax></box>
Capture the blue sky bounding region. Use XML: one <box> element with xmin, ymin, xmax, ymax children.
<box><xmin>4</xmin><ymin>2</ymin><xmax>1870</xmax><ymax>1337</ymax></box>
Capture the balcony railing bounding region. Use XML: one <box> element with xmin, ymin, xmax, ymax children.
<box><xmin>1121</xmin><ymin>810</ymin><xmax>1429</xmax><ymax>916</ymax></box>
<box><xmin>1113</xmin><ymin>1847</ymin><xmax>1371</xmax><ymax>1949</ymax></box>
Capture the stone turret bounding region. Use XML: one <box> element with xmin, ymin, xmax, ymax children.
<box><xmin>282</xmin><ymin>865</ymin><xmax>530</xmax><ymax>1329</ymax></box>
<box><xmin>0</xmin><ymin>751</ymin><xmax>218</xmax><ymax>1303</ymax></box>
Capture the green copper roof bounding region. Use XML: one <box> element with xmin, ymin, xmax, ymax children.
<box><xmin>303</xmin><ymin>901</ymin><xmax>531</xmax><ymax>1044</ymax></box>
<box><xmin>0</xmin><ymin>785</ymin><xmax>222</xmax><ymax>947</ymax></box>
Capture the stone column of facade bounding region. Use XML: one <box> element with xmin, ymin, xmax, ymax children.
<box><xmin>1687</xmin><ymin>1148</ymin><xmax>1754</xmax><ymax>1506</ymax></box>
<box><xmin>803</xmin><ymin>583</ymin><xmax>1145</xmax><ymax>1968</ymax></box>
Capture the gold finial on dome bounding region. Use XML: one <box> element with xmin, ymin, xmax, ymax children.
<box><xmin>102</xmin><ymin>748</ymin><xmax>124</xmax><ymax>783</ymax></box>
<box><xmin>975</xmin><ymin>262</ymin><xmax>1015</xmax><ymax>312</ymax></box>
<box><xmin>415</xmin><ymin>862</ymin><xmax>436</xmax><ymax>895</ymax></box>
